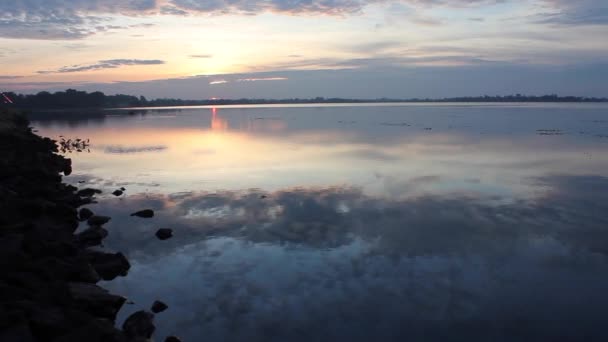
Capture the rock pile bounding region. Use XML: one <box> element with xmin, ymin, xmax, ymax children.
<box><xmin>0</xmin><ymin>111</ymin><xmax>166</xmax><ymax>341</ymax></box>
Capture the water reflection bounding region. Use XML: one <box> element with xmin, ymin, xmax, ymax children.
<box><xmin>89</xmin><ymin>174</ymin><xmax>608</xmax><ymax>341</ymax></box>
<box><xmin>29</xmin><ymin>104</ymin><xmax>608</xmax><ymax>341</ymax></box>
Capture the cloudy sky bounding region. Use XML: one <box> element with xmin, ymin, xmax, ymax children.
<box><xmin>1</xmin><ymin>0</ymin><xmax>607</xmax><ymax>99</ymax></box>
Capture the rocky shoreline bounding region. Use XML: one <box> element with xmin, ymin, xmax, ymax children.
<box><xmin>0</xmin><ymin>111</ymin><xmax>172</xmax><ymax>341</ymax></box>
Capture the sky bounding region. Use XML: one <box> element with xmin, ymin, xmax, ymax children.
<box><xmin>1</xmin><ymin>0</ymin><xmax>607</xmax><ymax>99</ymax></box>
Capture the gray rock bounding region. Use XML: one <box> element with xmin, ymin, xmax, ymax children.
<box><xmin>151</xmin><ymin>300</ymin><xmax>168</xmax><ymax>314</ymax></box>
<box><xmin>165</xmin><ymin>336</ymin><xmax>182</xmax><ymax>342</ymax></box>
<box><xmin>79</xmin><ymin>208</ymin><xmax>94</xmax><ymax>221</ymax></box>
<box><xmin>87</xmin><ymin>215</ymin><xmax>111</xmax><ymax>226</ymax></box>
<box><xmin>122</xmin><ymin>311</ymin><xmax>155</xmax><ymax>339</ymax></box>
<box><xmin>155</xmin><ymin>229</ymin><xmax>173</xmax><ymax>240</ymax></box>
<box><xmin>130</xmin><ymin>209</ymin><xmax>154</xmax><ymax>218</ymax></box>
<box><xmin>68</xmin><ymin>283</ymin><xmax>126</xmax><ymax>320</ymax></box>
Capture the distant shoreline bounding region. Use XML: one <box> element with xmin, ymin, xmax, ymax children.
<box><xmin>2</xmin><ymin>89</ymin><xmax>607</xmax><ymax>110</ymax></box>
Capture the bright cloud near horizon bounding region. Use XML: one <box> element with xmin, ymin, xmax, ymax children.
<box><xmin>1</xmin><ymin>0</ymin><xmax>607</xmax><ymax>99</ymax></box>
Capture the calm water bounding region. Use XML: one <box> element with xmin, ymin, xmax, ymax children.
<box><xmin>32</xmin><ymin>103</ymin><xmax>608</xmax><ymax>341</ymax></box>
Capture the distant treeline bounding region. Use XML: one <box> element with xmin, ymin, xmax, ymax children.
<box><xmin>2</xmin><ymin>89</ymin><xmax>607</xmax><ymax>109</ymax></box>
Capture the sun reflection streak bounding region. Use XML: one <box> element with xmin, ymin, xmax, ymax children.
<box><xmin>211</xmin><ymin>107</ymin><xmax>228</xmax><ymax>131</ymax></box>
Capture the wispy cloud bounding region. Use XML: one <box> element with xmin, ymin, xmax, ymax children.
<box><xmin>236</xmin><ymin>77</ymin><xmax>288</xmax><ymax>82</ymax></box>
<box><xmin>38</xmin><ymin>59</ymin><xmax>165</xmax><ymax>74</ymax></box>
<box><xmin>190</xmin><ymin>54</ymin><xmax>213</xmax><ymax>58</ymax></box>
<box><xmin>0</xmin><ymin>75</ymin><xmax>24</xmax><ymax>80</ymax></box>
<box><xmin>209</xmin><ymin>79</ymin><xmax>228</xmax><ymax>85</ymax></box>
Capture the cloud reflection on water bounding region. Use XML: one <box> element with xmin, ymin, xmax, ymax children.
<box><xmin>94</xmin><ymin>174</ymin><xmax>608</xmax><ymax>341</ymax></box>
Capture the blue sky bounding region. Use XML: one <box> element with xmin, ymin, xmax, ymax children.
<box><xmin>1</xmin><ymin>0</ymin><xmax>607</xmax><ymax>98</ymax></box>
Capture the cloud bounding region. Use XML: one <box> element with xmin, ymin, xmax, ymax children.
<box><xmin>1</xmin><ymin>0</ymin><xmax>604</xmax><ymax>41</ymax></box>
<box><xmin>190</xmin><ymin>54</ymin><xmax>213</xmax><ymax>58</ymax></box>
<box><xmin>0</xmin><ymin>0</ymin><xmax>526</xmax><ymax>40</ymax></box>
<box><xmin>37</xmin><ymin>59</ymin><xmax>165</xmax><ymax>74</ymax></box>
<box><xmin>236</xmin><ymin>77</ymin><xmax>288</xmax><ymax>82</ymax></box>
<box><xmin>537</xmin><ymin>0</ymin><xmax>608</xmax><ymax>25</ymax></box>
<box><xmin>0</xmin><ymin>75</ymin><xmax>24</xmax><ymax>80</ymax></box>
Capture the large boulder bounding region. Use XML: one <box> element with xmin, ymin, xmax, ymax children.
<box><xmin>122</xmin><ymin>311</ymin><xmax>155</xmax><ymax>340</ymax></box>
<box><xmin>79</xmin><ymin>208</ymin><xmax>94</xmax><ymax>221</ymax></box>
<box><xmin>68</xmin><ymin>283</ymin><xmax>126</xmax><ymax>320</ymax></box>
<box><xmin>84</xmin><ymin>251</ymin><xmax>131</xmax><ymax>281</ymax></box>
<box><xmin>76</xmin><ymin>227</ymin><xmax>109</xmax><ymax>248</ymax></box>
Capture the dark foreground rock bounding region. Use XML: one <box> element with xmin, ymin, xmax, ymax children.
<box><xmin>165</xmin><ymin>336</ymin><xmax>182</xmax><ymax>342</ymax></box>
<box><xmin>155</xmin><ymin>229</ymin><xmax>173</xmax><ymax>240</ymax></box>
<box><xmin>130</xmin><ymin>209</ymin><xmax>154</xmax><ymax>218</ymax></box>
<box><xmin>79</xmin><ymin>208</ymin><xmax>94</xmax><ymax>221</ymax></box>
<box><xmin>0</xmin><ymin>111</ymin><xmax>147</xmax><ymax>341</ymax></box>
<box><xmin>151</xmin><ymin>300</ymin><xmax>168</xmax><ymax>314</ymax></box>
<box><xmin>122</xmin><ymin>311</ymin><xmax>155</xmax><ymax>340</ymax></box>
<box><xmin>87</xmin><ymin>215</ymin><xmax>111</xmax><ymax>226</ymax></box>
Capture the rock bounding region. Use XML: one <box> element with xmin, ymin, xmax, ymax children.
<box><xmin>68</xmin><ymin>283</ymin><xmax>126</xmax><ymax>320</ymax></box>
<box><xmin>165</xmin><ymin>336</ymin><xmax>182</xmax><ymax>342</ymax></box>
<box><xmin>87</xmin><ymin>215</ymin><xmax>111</xmax><ymax>226</ymax></box>
<box><xmin>151</xmin><ymin>301</ymin><xmax>168</xmax><ymax>314</ymax></box>
<box><xmin>112</xmin><ymin>190</ymin><xmax>123</xmax><ymax>196</ymax></box>
<box><xmin>79</xmin><ymin>208</ymin><xmax>94</xmax><ymax>221</ymax></box>
<box><xmin>155</xmin><ymin>229</ymin><xmax>173</xmax><ymax>240</ymax></box>
<box><xmin>122</xmin><ymin>311</ymin><xmax>155</xmax><ymax>339</ymax></box>
<box><xmin>54</xmin><ymin>318</ymin><xmax>127</xmax><ymax>342</ymax></box>
<box><xmin>0</xmin><ymin>322</ymin><xmax>35</xmax><ymax>342</ymax></box>
<box><xmin>84</xmin><ymin>251</ymin><xmax>131</xmax><ymax>281</ymax></box>
<box><xmin>77</xmin><ymin>227</ymin><xmax>109</xmax><ymax>247</ymax></box>
<box><xmin>77</xmin><ymin>188</ymin><xmax>102</xmax><ymax>197</ymax></box>
<box><xmin>130</xmin><ymin>209</ymin><xmax>154</xmax><ymax>218</ymax></box>
<box><xmin>120</xmin><ymin>187</ymin><xmax>126</xmax><ymax>191</ymax></box>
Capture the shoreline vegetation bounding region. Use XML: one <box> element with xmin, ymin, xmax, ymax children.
<box><xmin>0</xmin><ymin>109</ymin><xmax>174</xmax><ymax>341</ymax></box>
<box><xmin>2</xmin><ymin>89</ymin><xmax>607</xmax><ymax>110</ymax></box>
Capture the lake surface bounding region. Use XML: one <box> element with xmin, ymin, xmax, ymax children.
<box><xmin>31</xmin><ymin>103</ymin><xmax>608</xmax><ymax>341</ymax></box>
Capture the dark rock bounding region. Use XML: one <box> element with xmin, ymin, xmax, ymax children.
<box><xmin>54</xmin><ymin>318</ymin><xmax>127</xmax><ymax>342</ymax></box>
<box><xmin>0</xmin><ymin>234</ymin><xmax>25</xmax><ymax>259</ymax></box>
<box><xmin>79</xmin><ymin>208</ymin><xmax>94</xmax><ymax>221</ymax></box>
<box><xmin>165</xmin><ymin>336</ymin><xmax>182</xmax><ymax>342</ymax></box>
<box><xmin>34</xmin><ymin>257</ymin><xmax>100</xmax><ymax>283</ymax></box>
<box><xmin>29</xmin><ymin>306</ymin><xmax>72</xmax><ymax>339</ymax></box>
<box><xmin>77</xmin><ymin>188</ymin><xmax>102</xmax><ymax>197</ymax></box>
<box><xmin>0</xmin><ymin>322</ymin><xmax>35</xmax><ymax>342</ymax></box>
<box><xmin>151</xmin><ymin>300</ymin><xmax>168</xmax><ymax>314</ymax></box>
<box><xmin>84</xmin><ymin>251</ymin><xmax>131</xmax><ymax>281</ymax></box>
<box><xmin>155</xmin><ymin>229</ymin><xmax>173</xmax><ymax>240</ymax></box>
<box><xmin>112</xmin><ymin>190</ymin><xmax>123</xmax><ymax>196</ymax></box>
<box><xmin>130</xmin><ymin>209</ymin><xmax>154</xmax><ymax>218</ymax></box>
<box><xmin>76</xmin><ymin>227</ymin><xmax>109</xmax><ymax>247</ymax></box>
<box><xmin>260</xmin><ymin>195</ymin><xmax>267</xmax><ymax>199</ymax></box>
<box><xmin>87</xmin><ymin>215</ymin><xmax>111</xmax><ymax>226</ymax></box>
<box><xmin>120</xmin><ymin>187</ymin><xmax>126</xmax><ymax>191</ymax></box>
<box><xmin>68</xmin><ymin>283</ymin><xmax>126</xmax><ymax>320</ymax></box>
<box><xmin>122</xmin><ymin>311</ymin><xmax>155</xmax><ymax>339</ymax></box>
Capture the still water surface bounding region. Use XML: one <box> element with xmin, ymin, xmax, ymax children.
<box><xmin>32</xmin><ymin>103</ymin><xmax>608</xmax><ymax>341</ymax></box>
